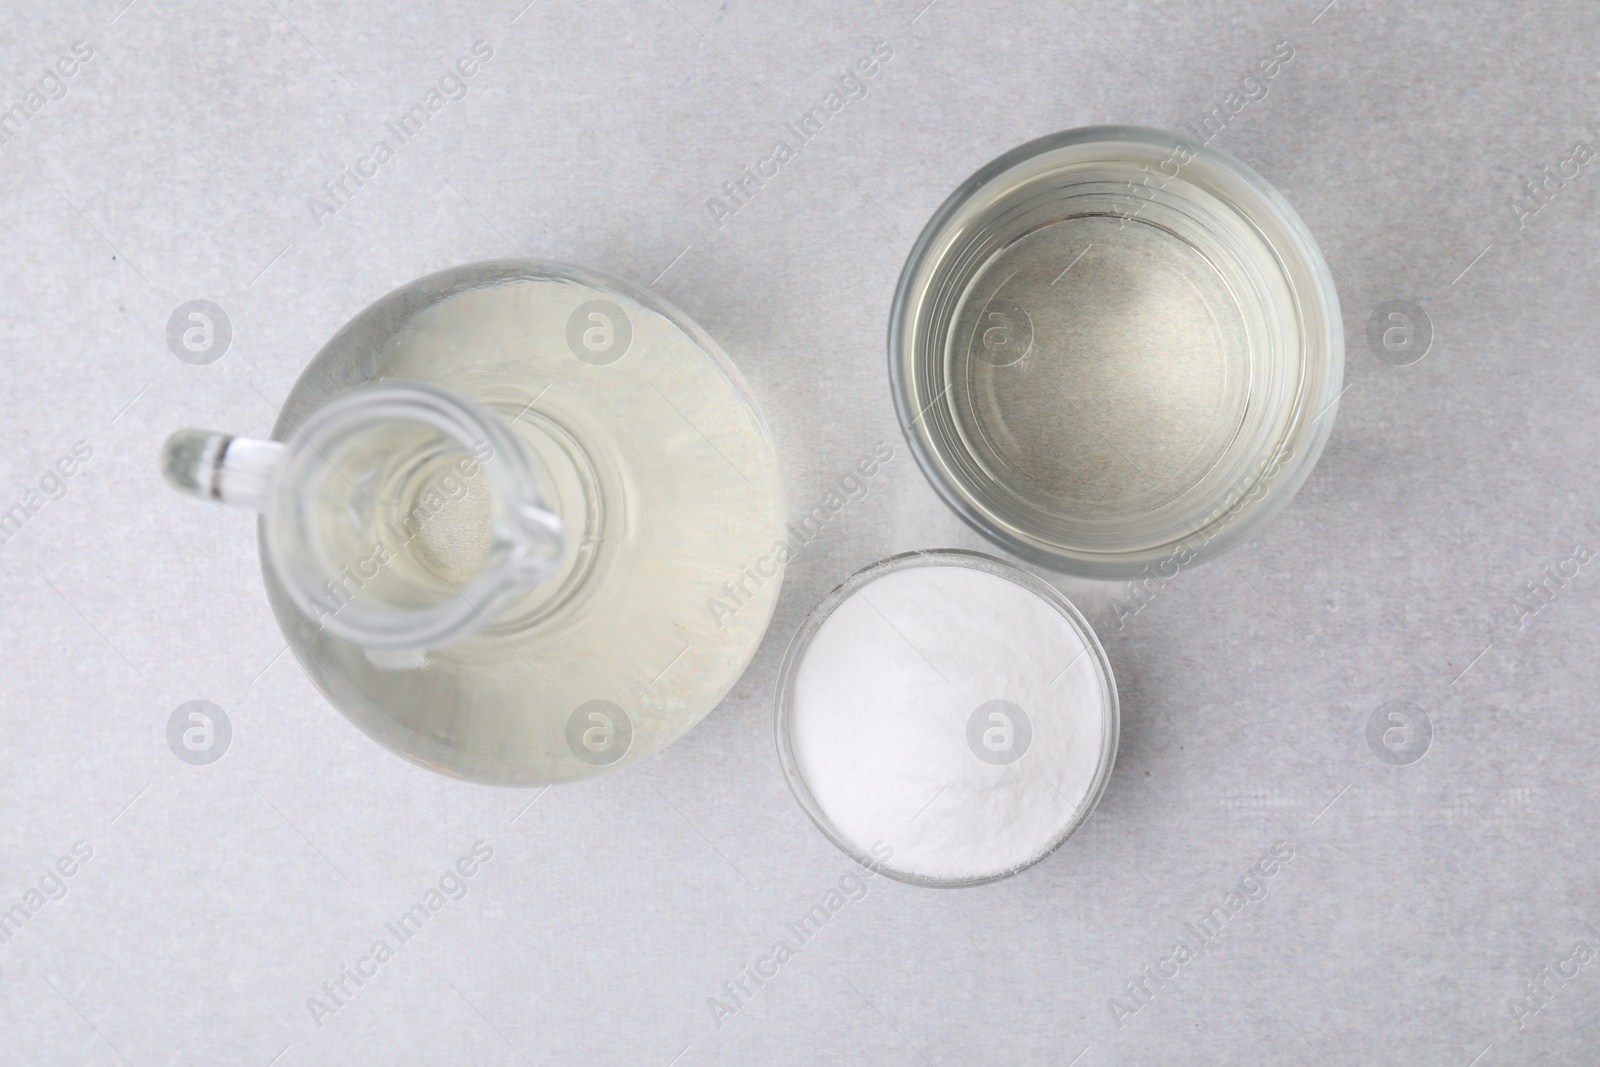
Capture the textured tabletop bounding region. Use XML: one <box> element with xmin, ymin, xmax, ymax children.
<box><xmin>2</xmin><ymin>0</ymin><xmax>1598</xmax><ymax>1063</ymax></box>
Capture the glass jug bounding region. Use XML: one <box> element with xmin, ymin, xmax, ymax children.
<box><xmin>162</xmin><ymin>260</ymin><xmax>786</xmax><ymax>785</ymax></box>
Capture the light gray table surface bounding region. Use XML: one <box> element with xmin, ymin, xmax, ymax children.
<box><xmin>3</xmin><ymin>0</ymin><xmax>1598</xmax><ymax>1063</ymax></box>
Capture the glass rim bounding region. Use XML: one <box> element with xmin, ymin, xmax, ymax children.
<box><xmin>887</xmin><ymin>125</ymin><xmax>1345</xmax><ymax>579</ymax></box>
<box><xmin>772</xmin><ymin>548</ymin><xmax>1120</xmax><ymax>889</ymax></box>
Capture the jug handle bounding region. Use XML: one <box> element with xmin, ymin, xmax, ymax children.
<box><xmin>160</xmin><ymin>430</ymin><xmax>285</xmax><ymax>513</ymax></box>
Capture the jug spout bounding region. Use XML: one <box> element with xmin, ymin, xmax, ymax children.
<box><xmin>160</xmin><ymin>382</ymin><xmax>565</xmax><ymax>651</ymax></box>
<box><xmin>161</xmin><ymin>430</ymin><xmax>286</xmax><ymax>512</ymax></box>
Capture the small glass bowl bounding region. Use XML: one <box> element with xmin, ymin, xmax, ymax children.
<box><xmin>774</xmin><ymin>550</ymin><xmax>1120</xmax><ymax>888</ymax></box>
<box><xmin>889</xmin><ymin>126</ymin><xmax>1343</xmax><ymax>580</ymax></box>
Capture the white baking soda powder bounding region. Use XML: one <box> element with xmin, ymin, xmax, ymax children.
<box><xmin>788</xmin><ymin>560</ymin><xmax>1111</xmax><ymax>884</ymax></box>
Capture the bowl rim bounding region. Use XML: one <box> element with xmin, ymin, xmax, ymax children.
<box><xmin>772</xmin><ymin>548</ymin><xmax>1121</xmax><ymax>888</ymax></box>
